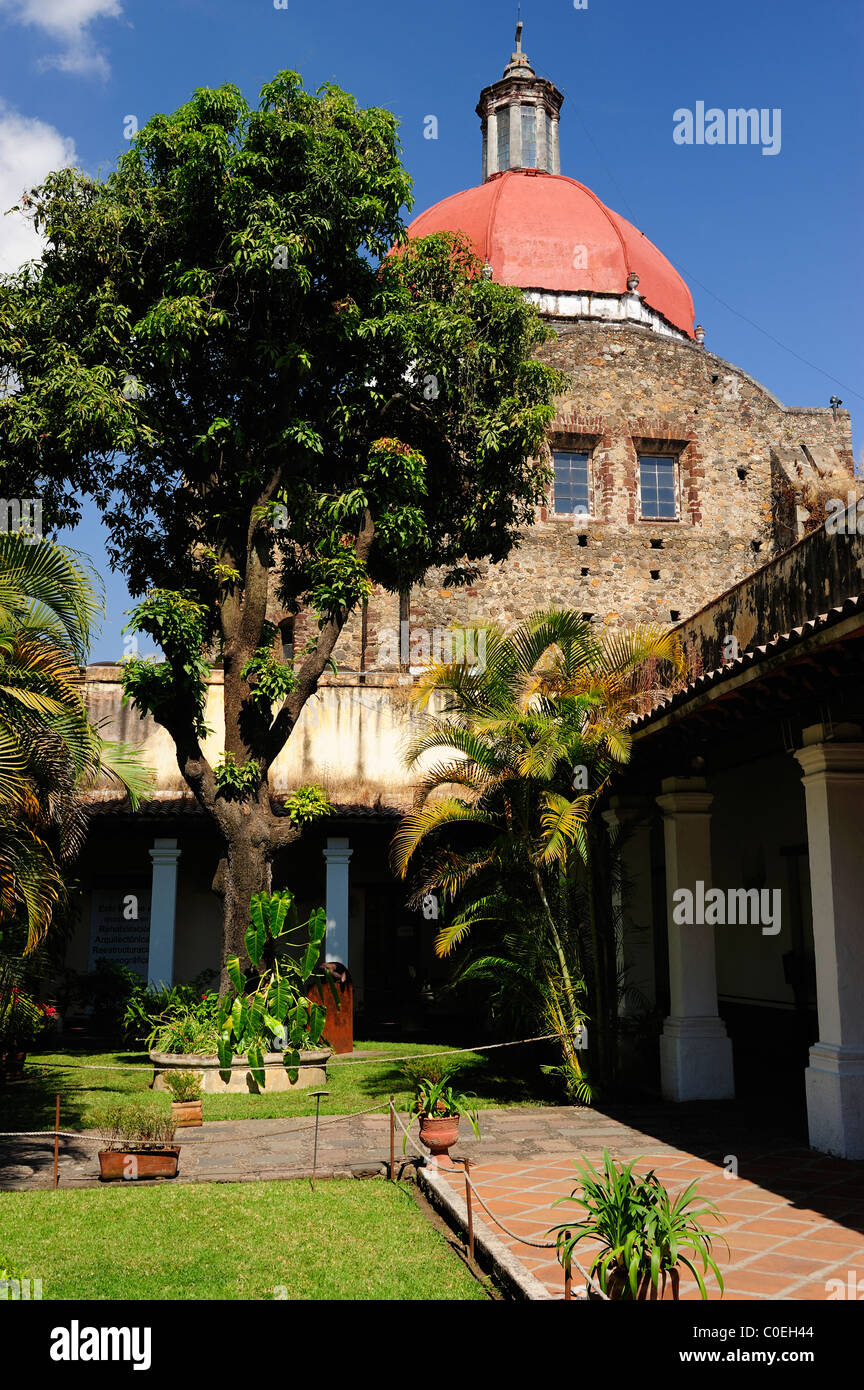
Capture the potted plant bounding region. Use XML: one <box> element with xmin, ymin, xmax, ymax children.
<box><xmin>551</xmin><ymin>1149</ymin><xmax>727</xmax><ymax>1300</ymax></box>
<box><xmin>0</xmin><ymin>980</ymin><xmax>50</xmax><ymax>1082</ymax></box>
<box><xmin>162</xmin><ymin>1070</ymin><xmax>203</xmax><ymax>1127</ymax></box>
<box><xmin>98</xmin><ymin>1104</ymin><xmax>180</xmax><ymax>1181</ymax></box>
<box><xmin>403</xmin><ymin>1076</ymin><xmax>480</xmax><ymax>1160</ymax></box>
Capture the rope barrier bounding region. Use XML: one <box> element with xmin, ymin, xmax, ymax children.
<box><xmin>0</xmin><ymin>1100</ymin><xmax>393</xmax><ymax>1148</ymax></box>
<box><xmin>22</xmin><ymin>1031</ymin><xmax>559</xmax><ymax>1074</ymax></box>
<box><xmin>445</xmin><ymin>1158</ymin><xmax>610</xmax><ymax>1300</ymax></box>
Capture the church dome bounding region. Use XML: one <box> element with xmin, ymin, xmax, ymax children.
<box><xmin>403</xmin><ymin>24</ymin><xmax>695</xmax><ymax>341</ymax></box>
<box><xmin>405</xmin><ymin>170</ymin><xmax>695</xmax><ymax>339</ymax></box>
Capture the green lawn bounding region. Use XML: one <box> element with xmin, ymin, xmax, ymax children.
<box><xmin>10</xmin><ymin>1037</ymin><xmax>555</xmax><ymax>1131</ymax></box>
<box><xmin>0</xmin><ymin>1180</ymin><xmax>488</xmax><ymax>1300</ymax></box>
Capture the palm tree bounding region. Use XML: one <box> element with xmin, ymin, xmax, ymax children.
<box><xmin>391</xmin><ymin>608</ymin><xmax>684</xmax><ymax>1097</ymax></box>
<box><xmin>0</xmin><ymin>532</ymin><xmax>153</xmax><ymax>949</ymax></box>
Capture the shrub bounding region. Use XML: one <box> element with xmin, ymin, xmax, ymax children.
<box><xmin>101</xmin><ymin>1104</ymin><xmax>177</xmax><ymax>1150</ymax></box>
<box><xmin>162</xmin><ymin>1070</ymin><xmax>202</xmax><ymax>1102</ymax></box>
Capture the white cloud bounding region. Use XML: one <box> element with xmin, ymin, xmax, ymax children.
<box><xmin>0</xmin><ymin>104</ymin><xmax>78</xmax><ymax>274</ymax></box>
<box><xmin>0</xmin><ymin>0</ymin><xmax>123</xmax><ymax>79</ymax></box>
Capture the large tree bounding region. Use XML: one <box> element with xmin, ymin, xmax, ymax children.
<box><xmin>0</xmin><ymin>73</ymin><xmax>564</xmax><ymax>969</ymax></box>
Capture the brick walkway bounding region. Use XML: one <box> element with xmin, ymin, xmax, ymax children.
<box><xmin>3</xmin><ymin>1099</ymin><xmax>863</xmax><ymax>1301</ymax></box>
<box><xmin>434</xmin><ymin>1143</ymin><xmax>864</xmax><ymax>1301</ymax></box>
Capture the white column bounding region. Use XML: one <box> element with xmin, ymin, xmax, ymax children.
<box><xmin>551</xmin><ymin>114</ymin><xmax>561</xmax><ymax>175</ymax></box>
<box><xmin>147</xmin><ymin>838</ymin><xmax>180</xmax><ymax>987</ymax></box>
<box><xmin>323</xmin><ymin>837</ymin><xmax>352</xmax><ymax>969</ymax></box>
<box><xmin>534</xmin><ymin>104</ymin><xmax>546</xmax><ymax>172</ymax></box>
<box><xmin>509</xmin><ymin>102</ymin><xmax>522</xmax><ymax>170</ymax></box>
<box><xmin>794</xmin><ymin>731</ymin><xmax>864</xmax><ymax>1157</ymax></box>
<box><xmin>657</xmin><ymin>778</ymin><xmax>734</xmax><ymax>1101</ymax></box>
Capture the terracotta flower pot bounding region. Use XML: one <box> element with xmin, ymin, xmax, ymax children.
<box><xmin>0</xmin><ymin>1050</ymin><xmax>27</xmax><ymax>1082</ymax></box>
<box><xmin>171</xmin><ymin>1099</ymin><xmax>203</xmax><ymax>1128</ymax></box>
<box><xmin>602</xmin><ymin>1266</ymin><xmax>680</xmax><ymax>1301</ymax></box>
<box><xmin>418</xmin><ymin>1114</ymin><xmax>460</xmax><ymax>1158</ymax></box>
<box><xmin>98</xmin><ymin>1147</ymin><xmax>180</xmax><ymax>1181</ymax></box>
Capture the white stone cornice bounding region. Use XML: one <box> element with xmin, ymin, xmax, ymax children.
<box><xmin>793</xmin><ymin>742</ymin><xmax>864</xmax><ymax>779</ymax></box>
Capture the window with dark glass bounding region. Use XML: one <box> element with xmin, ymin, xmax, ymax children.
<box><xmin>496</xmin><ymin>112</ymin><xmax>510</xmax><ymax>170</ymax></box>
<box><xmin>521</xmin><ymin>106</ymin><xmax>536</xmax><ymax>168</ymax></box>
<box><xmin>638</xmin><ymin>455</ymin><xmax>678</xmax><ymax>519</ymax></box>
<box><xmin>553</xmin><ymin>451</ymin><xmax>591</xmax><ymax>516</ymax></box>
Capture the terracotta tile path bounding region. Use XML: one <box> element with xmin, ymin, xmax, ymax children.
<box><xmin>435</xmin><ymin>1130</ymin><xmax>864</xmax><ymax>1301</ymax></box>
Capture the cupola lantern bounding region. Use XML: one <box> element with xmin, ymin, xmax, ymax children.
<box><xmin>476</xmin><ymin>22</ymin><xmax>564</xmax><ymax>181</ymax></box>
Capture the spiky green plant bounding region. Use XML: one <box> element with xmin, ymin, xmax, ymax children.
<box><xmin>0</xmin><ymin>533</ymin><xmax>154</xmax><ymax>947</ymax></box>
<box><xmin>551</xmin><ymin>1149</ymin><xmax>727</xmax><ymax>1300</ymax></box>
<box><xmin>391</xmin><ymin>608</ymin><xmax>685</xmax><ymax>1094</ymax></box>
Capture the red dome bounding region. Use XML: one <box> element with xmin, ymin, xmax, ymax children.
<box><xmin>405</xmin><ymin>170</ymin><xmax>694</xmax><ymax>338</ymax></box>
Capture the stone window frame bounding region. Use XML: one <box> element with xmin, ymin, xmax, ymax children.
<box><xmin>545</xmin><ymin>432</ymin><xmax>600</xmax><ymax>522</ymax></box>
<box><xmin>632</xmin><ymin>439</ymin><xmax>689</xmax><ymax>524</ymax></box>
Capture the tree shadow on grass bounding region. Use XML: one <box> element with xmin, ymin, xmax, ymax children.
<box><xmin>349</xmin><ymin>1043</ymin><xmax>562</xmax><ymax>1110</ymax></box>
<box><xmin>0</xmin><ymin>1049</ymin><xmax>157</xmax><ymax>1134</ymax></box>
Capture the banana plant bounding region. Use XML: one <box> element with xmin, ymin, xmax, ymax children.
<box><xmin>216</xmin><ymin>890</ymin><xmax>328</xmax><ymax>1089</ymax></box>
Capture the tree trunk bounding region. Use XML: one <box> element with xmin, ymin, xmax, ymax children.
<box><xmin>215</xmin><ymin>831</ymin><xmax>273</xmax><ymax>991</ymax></box>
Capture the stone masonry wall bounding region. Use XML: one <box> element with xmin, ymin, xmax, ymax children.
<box><xmin>302</xmin><ymin>320</ymin><xmax>853</xmax><ymax>672</ymax></box>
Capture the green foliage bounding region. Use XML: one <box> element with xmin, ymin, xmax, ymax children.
<box><xmin>402</xmin><ymin>1074</ymin><xmax>480</xmax><ymax>1152</ymax></box>
<box><xmin>145</xmin><ymin>992</ymin><xmax>221</xmax><ymax>1055</ymax></box>
<box><xmin>214</xmin><ymin>752</ymin><xmax>261</xmax><ymax>801</ymax></box>
<box><xmin>393</xmin><ymin>607</ymin><xmax>685</xmax><ymax>1097</ymax></box>
<box><xmin>101</xmin><ymin>1103</ymin><xmax>177</xmax><ymax>1150</ymax></box>
<box><xmin>0</xmin><ymin>535</ymin><xmax>153</xmax><ymax>946</ymax></box>
<box><xmin>121</xmin><ymin>972</ymin><xmax>218</xmax><ymax>1045</ymax></box>
<box><xmin>0</xmin><ymin>72</ymin><xmax>563</xmax><ymax>809</ymax></box>
<box><xmin>121</xmin><ymin>590</ymin><xmax>212</xmax><ymax>739</ymax></box>
<box><xmin>240</xmin><ymin>624</ymin><xmax>297</xmax><ymax>709</ymax></box>
<box><xmin>283</xmin><ymin>784</ymin><xmax>333</xmax><ymax>824</ymax></box>
<box><xmin>162</xmin><ymin>1070</ymin><xmax>202</xmax><ymax>1102</ymax></box>
<box><xmin>398</xmin><ymin>1054</ymin><xmax>463</xmax><ymax>1090</ymax></box>
<box><xmin>217</xmin><ymin>890</ymin><xmax>327</xmax><ymax>1087</ymax></box>
<box><xmin>551</xmin><ymin>1150</ymin><xmax>727</xmax><ymax>1299</ymax></box>
<box><xmin>0</xmin><ymin>960</ymin><xmax>48</xmax><ymax>1049</ymax></box>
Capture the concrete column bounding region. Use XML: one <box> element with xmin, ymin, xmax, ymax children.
<box><xmin>147</xmin><ymin>838</ymin><xmax>180</xmax><ymax>987</ymax></box>
<box><xmin>794</xmin><ymin>729</ymin><xmax>864</xmax><ymax>1157</ymax></box>
<box><xmin>551</xmin><ymin>114</ymin><xmax>561</xmax><ymax>174</ymax></box>
<box><xmin>509</xmin><ymin>102</ymin><xmax>522</xmax><ymax>170</ymax></box>
<box><xmin>534</xmin><ymin>104</ymin><xmax>546</xmax><ymax>172</ymax></box>
<box><xmin>323</xmin><ymin>837</ymin><xmax>353</xmax><ymax>969</ymax></box>
<box><xmin>657</xmin><ymin>778</ymin><xmax>734</xmax><ymax>1101</ymax></box>
<box><xmin>603</xmin><ymin>796</ymin><xmax>656</xmax><ymax>1012</ymax></box>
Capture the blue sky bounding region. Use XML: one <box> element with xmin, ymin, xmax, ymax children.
<box><xmin>0</xmin><ymin>0</ymin><xmax>861</xmax><ymax>659</ymax></box>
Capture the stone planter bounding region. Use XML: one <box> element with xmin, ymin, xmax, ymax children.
<box><xmin>98</xmin><ymin>1147</ymin><xmax>180</xmax><ymax>1181</ymax></box>
<box><xmin>150</xmin><ymin>1048</ymin><xmax>330</xmax><ymax>1095</ymax></box>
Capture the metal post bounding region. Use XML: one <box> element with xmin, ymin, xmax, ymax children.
<box><xmin>389</xmin><ymin>1095</ymin><xmax>395</xmax><ymax>1181</ymax></box>
<box><xmin>53</xmin><ymin>1094</ymin><xmax>60</xmax><ymax>1190</ymax></box>
<box><xmin>309</xmin><ymin>1090</ymin><xmax>328</xmax><ymax>1191</ymax></box>
<box><xmin>563</xmin><ymin>1230</ymin><xmax>572</xmax><ymax>1301</ymax></box>
<box><xmin>464</xmin><ymin>1157</ymin><xmax>474</xmax><ymax>1262</ymax></box>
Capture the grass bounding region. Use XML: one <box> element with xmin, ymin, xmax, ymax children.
<box><xmin>0</xmin><ymin>1180</ymin><xmax>489</xmax><ymax>1300</ymax></box>
<box><xmin>8</xmin><ymin>1037</ymin><xmax>558</xmax><ymax>1131</ymax></box>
